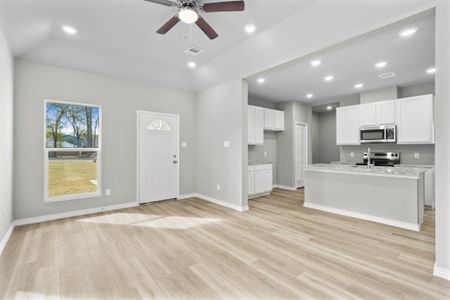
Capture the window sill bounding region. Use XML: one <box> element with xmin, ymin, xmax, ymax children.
<box><xmin>45</xmin><ymin>191</ymin><xmax>102</xmax><ymax>203</ymax></box>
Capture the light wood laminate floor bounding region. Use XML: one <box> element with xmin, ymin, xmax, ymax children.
<box><xmin>1</xmin><ymin>189</ymin><xmax>450</xmax><ymax>299</ymax></box>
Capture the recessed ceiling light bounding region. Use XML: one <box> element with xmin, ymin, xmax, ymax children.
<box><xmin>326</xmin><ymin>106</ymin><xmax>333</xmax><ymax>110</ymax></box>
<box><xmin>399</xmin><ymin>27</ymin><xmax>418</xmax><ymax>38</ymax></box>
<box><xmin>257</xmin><ymin>78</ymin><xmax>265</xmax><ymax>84</ymax></box>
<box><xmin>244</xmin><ymin>24</ymin><xmax>257</xmax><ymax>34</ymax></box>
<box><xmin>310</xmin><ymin>60</ymin><xmax>322</xmax><ymax>67</ymax></box>
<box><xmin>324</xmin><ymin>75</ymin><xmax>334</xmax><ymax>82</ymax></box>
<box><xmin>375</xmin><ymin>61</ymin><xmax>388</xmax><ymax>69</ymax></box>
<box><xmin>187</xmin><ymin>61</ymin><xmax>197</xmax><ymax>69</ymax></box>
<box><xmin>426</xmin><ymin>67</ymin><xmax>436</xmax><ymax>74</ymax></box>
<box><xmin>62</xmin><ymin>25</ymin><xmax>77</xmax><ymax>35</ymax></box>
<box><xmin>354</xmin><ymin>83</ymin><xmax>364</xmax><ymax>89</ymax></box>
<box><xmin>306</xmin><ymin>93</ymin><xmax>314</xmax><ymax>99</ymax></box>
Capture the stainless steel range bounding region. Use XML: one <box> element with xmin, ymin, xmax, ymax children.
<box><xmin>356</xmin><ymin>152</ymin><xmax>400</xmax><ymax>167</ymax></box>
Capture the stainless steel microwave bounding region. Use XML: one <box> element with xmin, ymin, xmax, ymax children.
<box><xmin>360</xmin><ymin>125</ymin><xmax>396</xmax><ymax>143</ymax></box>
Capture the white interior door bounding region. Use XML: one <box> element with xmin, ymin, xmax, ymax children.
<box><xmin>138</xmin><ymin>111</ymin><xmax>179</xmax><ymax>204</ymax></box>
<box><xmin>295</xmin><ymin>123</ymin><xmax>308</xmax><ymax>188</ymax></box>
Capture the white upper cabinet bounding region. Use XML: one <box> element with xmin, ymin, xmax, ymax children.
<box><xmin>336</xmin><ymin>105</ymin><xmax>361</xmax><ymax>145</ymax></box>
<box><xmin>275</xmin><ymin>110</ymin><xmax>285</xmax><ymax>131</ymax></box>
<box><xmin>248</xmin><ymin>105</ymin><xmax>264</xmax><ymax>145</ymax></box>
<box><xmin>255</xmin><ymin>107</ymin><xmax>264</xmax><ymax>144</ymax></box>
<box><xmin>264</xmin><ymin>108</ymin><xmax>285</xmax><ymax>131</ymax></box>
<box><xmin>360</xmin><ymin>103</ymin><xmax>377</xmax><ymax>126</ymax></box>
<box><xmin>360</xmin><ymin>101</ymin><xmax>396</xmax><ymax>126</ymax></box>
<box><xmin>396</xmin><ymin>94</ymin><xmax>434</xmax><ymax>144</ymax></box>
<box><xmin>248</xmin><ymin>106</ymin><xmax>255</xmax><ymax>144</ymax></box>
<box><xmin>377</xmin><ymin>101</ymin><xmax>396</xmax><ymax>125</ymax></box>
<box><xmin>264</xmin><ymin>109</ymin><xmax>275</xmax><ymax>129</ymax></box>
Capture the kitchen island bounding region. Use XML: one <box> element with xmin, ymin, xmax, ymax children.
<box><xmin>304</xmin><ymin>164</ymin><xmax>425</xmax><ymax>231</ymax></box>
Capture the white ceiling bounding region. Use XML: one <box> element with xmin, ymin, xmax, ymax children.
<box><xmin>247</xmin><ymin>12</ymin><xmax>435</xmax><ymax>106</ymax></box>
<box><xmin>0</xmin><ymin>0</ymin><xmax>311</xmax><ymax>90</ymax></box>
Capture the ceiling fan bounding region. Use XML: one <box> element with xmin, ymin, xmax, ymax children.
<box><xmin>144</xmin><ymin>0</ymin><xmax>245</xmax><ymax>40</ymax></box>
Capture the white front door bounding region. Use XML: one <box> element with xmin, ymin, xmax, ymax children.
<box><xmin>138</xmin><ymin>111</ymin><xmax>179</xmax><ymax>204</ymax></box>
<box><xmin>295</xmin><ymin>123</ymin><xmax>308</xmax><ymax>188</ymax></box>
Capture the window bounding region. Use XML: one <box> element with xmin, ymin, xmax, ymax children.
<box><xmin>147</xmin><ymin>119</ymin><xmax>171</xmax><ymax>131</ymax></box>
<box><xmin>45</xmin><ymin>100</ymin><xmax>101</xmax><ymax>202</ymax></box>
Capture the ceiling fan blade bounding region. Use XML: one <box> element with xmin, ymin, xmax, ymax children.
<box><xmin>203</xmin><ymin>1</ymin><xmax>245</xmax><ymax>12</ymax></box>
<box><xmin>195</xmin><ymin>17</ymin><xmax>219</xmax><ymax>40</ymax></box>
<box><xmin>143</xmin><ymin>0</ymin><xmax>177</xmax><ymax>7</ymax></box>
<box><xmin>157</xmin><ymin>16</ymin><xmax>180</xmax><ymax>34</ymax></box>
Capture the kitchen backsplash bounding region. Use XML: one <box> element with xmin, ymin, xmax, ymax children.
<box><xmin>340</xmin><ymin>144</ymin><xmax>435</xmax><ymax>165</ymax></box>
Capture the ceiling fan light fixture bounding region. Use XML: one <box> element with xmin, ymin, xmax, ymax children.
<box><xmin>179</xmin><ymin>8</ymin><xmax>199</xmax><ymax>24</ymax></box>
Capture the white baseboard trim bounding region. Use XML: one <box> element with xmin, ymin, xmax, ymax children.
<box><xmin>14</xmin><ymin>202</ymin><xmax>139</xmax><ymax>227</ymax></box>
<box><xmin>177</xmin><ymin>193</ymin><xmax>197</xmax><ymax>200</ymax></box>
<box><xmin>0</xmin><ymin>223</ymin><xmax>15</xmax><ymax>256</ymax></box>
<box><xmin>434</xmin><ymin>264</ymin><xmax>450</xmax><ymax>281</ymax></box>
<box><xmin>273</xmin><ymin>184</ymin><xmax>297</xmax><ymax>191</ymax></box>
<box><xmin>195</xmin><ymin>194</ymin><xmax>249</xmax><ymax>212</ymax></box>
<box><xmin>304</xmin><ymin>202</ymin><xmax>421</xmax><ymax>232</ymax></box>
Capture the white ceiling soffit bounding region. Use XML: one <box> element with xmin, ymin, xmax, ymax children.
<box><xmin>193</xmin><ymin>0</ymin><xmax>435</xmax><ymax>91</ymax></box>
<box><xmin>0</xmin><ymin>0</ymin><xmax>435</xmax><ymax>92</ymax></box>
<box><xmin>0</xmin><ymin>0</ymin><xmax>311</xmax><ymax>90</ymax></box>
<box><xmin>247</xmin><ymin>10</ymin><xmax>435</xmax><ymax>105</ymax></box>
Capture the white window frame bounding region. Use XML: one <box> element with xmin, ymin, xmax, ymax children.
<box><xmin>44</xmin><ymin>99</ymin><xmax>102</xmax><ymax>202</ymax></box>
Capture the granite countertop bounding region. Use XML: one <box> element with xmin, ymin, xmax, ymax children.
<box><xmin>304</xmin><ymin>164</ymin><xmax>425</xmax><ymax>179</ymax></box>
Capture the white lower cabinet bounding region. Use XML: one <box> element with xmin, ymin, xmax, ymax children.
<box><xmin>248</xmin><ymin>166</ymin><xmax>255</xmax><ymax>196</ymax></box>
<box><xmin>248</xmin><ymin>164</ymin><xmax>272</xmax><ymax>197</ymax></box>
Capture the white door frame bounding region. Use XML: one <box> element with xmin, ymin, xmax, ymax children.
<box><xmin>136</xmin><ymin>110</ymin><xmax>180</xmax><ymax>204</ymax></box>
<box><xmin>294</xmin><ymin>121</ymin><xmax>309</xmax><ymax>189</ymax></box>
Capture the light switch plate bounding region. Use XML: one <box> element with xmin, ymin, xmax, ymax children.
<box><xmin>223</xmin><ymin>141</ymin><xmax>230</xmax><ymax>148</ymax></box>
<box><xmin>350</xmin><ymin>152</ymin><xmax>355</xmax><ymax>158</ymax></box>
<box><xmin>181</xmin><ymin>142</ymin><xmax>188</xmax><ymax>148</ymax></box>
<box><xmin>216</xmin><ymin>184</ymin><xmax>221</xmax><ymax>191</ymax></box>
<box><xmin>414</xmin><ymin>153</ymin><xmax>420</xmax><ymax>159</ymax></box>
<box><xmin>264</xmin><ymin>151</ymin><xmax>267</xmax><ymax>157</ymax></box>
<box><xmin>105</xmin><ymin>189</ymin><xmax>111</xmax><ymax>196</ymax></box>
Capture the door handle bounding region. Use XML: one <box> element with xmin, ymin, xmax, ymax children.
<box><xmin>173</xmin><ymin>160</ymin><xmax>178</xmax><ymax>164</ymax></box>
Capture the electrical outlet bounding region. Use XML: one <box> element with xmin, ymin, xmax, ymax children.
<box><xmin>216</xmin><ymin>184</ymin><xmax>221</xmax><ymax>191</ymax></box>
<box><xmin>105</xmin><ymin>189</ymin><xmax>111</xmax><ymax>196</ymax></box>
<box><xmin>264</xmin><ymin>151</ymin><xmax>267</xmax><ymax>157</ymax></box>
<box><xmin>350</xmin><ymin>152</ymin><xmax>355</xmax><ymax>158</ymax></box>
<box><xmin>181</xmin><ymin>142</ymin><xmax>188</xmax><ymax>148</ymax></box>
<box><xmin>414</xmin><ymin>153</ymin><xmax>420</xmax><ymax>159</ymax></box>
<box><xmin>223</xmin><ymin>141</ymin><xmax>230</xmax><ymax>148</ymax></box>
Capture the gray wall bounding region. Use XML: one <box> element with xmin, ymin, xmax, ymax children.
<box><xmin>341</xmin><ymin>144</ymin><xmax>435</xmax><ymax>165</ymax></box>
<box><xmin>435</xmin><ymin>0</ymin><xmax>450</xmax><ymax>274</ymax></box>
<box><xmin>195</xmin><ymin>79</ymin><xmax>247</xmax><ymax>209</ymax></box>
<box><xmin>339</xmin><ymin>94</ymin><xmax>361</xmax><ymax>107</ymax></box>
<box><xmin>399</xmin><ymin>82</ymin><xmax>435</xmax><ymax>98</ymax></box>
<box><xmin>360</xmin><ymin>86</ymin><xmax>398</xmax><ymax>103</ymax></box>
<box><xmin>248</xmin><ymin>97</ymin><xmax>277</xmax><ymax>109</ymax></box>
<box><xmin>277</xmin><ymin>101</ymin><xmax>312</xmax><ymax>187</ymax></box>
<box><xmin>311</xmin><ymin>113</ymin><xmax>320</xmax><ymax>163</ymax></box>
<box><xmin>248</xmin><ymin>132</ymin><xmax>278</xmax><ymax>184</ymax></box>
<box><xmin>0</xmin><ymin>24</ymin><xmax>13</xmax><ymax>244</ymax></box>
<box><xmin>13</xmin><ymin>60</ymin><xmax>196</xmax><ymax>220</ymax></box>
<box><xmin>316</xmin><ymin>112</ymin><xmax>340</xmax><ymax>163</ymax></box>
